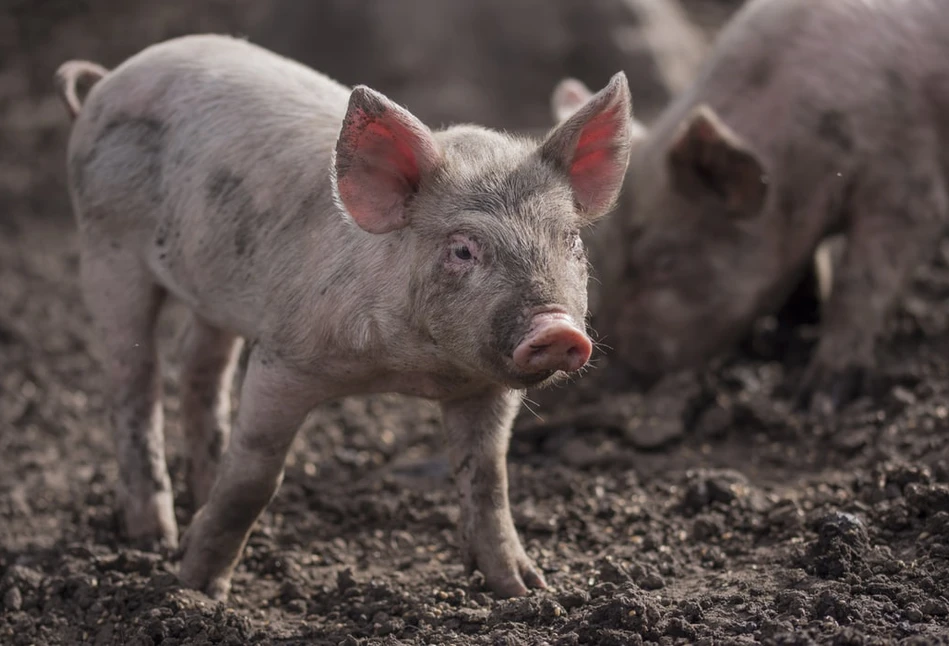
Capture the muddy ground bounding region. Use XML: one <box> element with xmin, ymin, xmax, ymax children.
<box><xmin>2</xmin><ymin>1</ymin><xmax>949</xmax><ymax>644</ymax></box>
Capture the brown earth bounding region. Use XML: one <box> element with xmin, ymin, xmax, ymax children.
<box><xmin>2</xmin><ymin>1</ymin><xmax>949</xmax><ymax>645</ymax></box>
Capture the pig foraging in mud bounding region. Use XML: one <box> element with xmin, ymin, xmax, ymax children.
<box><xmin>551</xmin><ymin>0</ymin><xmax>949</xmax><ymax>413</ymax></box>
<box><xmin>55</xmin><ymin>35</ymin><xmax>633</xmax><ymax>600</ymax></box>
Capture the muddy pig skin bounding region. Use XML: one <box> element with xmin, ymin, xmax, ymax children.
<box><xmin>551</xmin><ymin>0</ymin><xmax>949</xmax><ymax>413</ymax></box>
<box><xmin>54</xmin><ymin>35</ymin><xmax>634</xmax><ymax>600</ymax></box>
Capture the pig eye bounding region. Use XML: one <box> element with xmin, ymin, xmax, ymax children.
<box><xmin>447</xmin><ymin>234</ymin><xmax>480</xmax><ymax>267</ymax></box>
<box><xmin>566</xmin><ymin>230</ymin><xmax>584</xmax><ymax>259</ymax></box>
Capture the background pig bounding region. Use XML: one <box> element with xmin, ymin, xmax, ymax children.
<box><xmin>552</xmin><ymin>0</ymin><xmax>949</xmax><ymax>413</ymax></box>
<box><xmin>57</xmin><ymin>34</ymin><xmax>633</xmax><ymax>599</ymax></box>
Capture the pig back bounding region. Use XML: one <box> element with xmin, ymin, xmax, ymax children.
<box><xmin>68</xmin><ymin>34</ymin><xmax>357</xmax><ymax>335</ymax></box>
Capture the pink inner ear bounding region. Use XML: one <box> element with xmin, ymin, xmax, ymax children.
<box><xmin>336</xmin><ymin>105</ymin><xmax>429</xmax><ymax>234</ymax></box>
<box><xmin>570</xmin><ymin>104</ymin><xmax>627</xmax><ymax>213</ymax></box>
<box><xmin>361</xmin><ymin>119</ymin><xmax>421</xmax><ymax>189</ymax></box>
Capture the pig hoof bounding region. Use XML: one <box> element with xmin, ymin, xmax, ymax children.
<box><xmin>488</xmin><ymin>575</ymin><xmax>529</xmax><ymax>598</ymax></box>
<box><xmin>129</xmin><ymin>534</ymin><xmax>177</xmax><ymax>555</ymax></box>
<box><xmin>796</xmin><ymin>362</ymin><xmax>868</xmax><ymax>415</ymax></box>
<box><xmin>178</xmin><ymin>565</ymin><xmax>232</xmax><ymax>601</ymax></box>
<box><xmin>122</xmin><ymin>491</ymin><xmax>179</xmax><ymax>550</ymax></box>
<box><xmin>177</xmin><ymin>549</ymin><xmax>233</xmax><ymax>601</ymax></box>
<box><xmin>484</xmin><ymin>559</ymin><xmax>548</xmax><ymax>598</ymax></box>
<box><xmin>519</xmin><ymin>562</ymin><xmax>548</xmax><ymax>591</ymax></box>
<box><xmin>204</xmin><ymin>577</ymin><xmax>232</xmax><ymax>602</ymax></box>
<box><xmin>177</xmin><ymin>510</ymin><xmax>233</xmax><ymax>601</ymax></box>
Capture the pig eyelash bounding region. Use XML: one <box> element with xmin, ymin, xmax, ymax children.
<box><xmin>447</xmin><ymin>234</ymin><xmax>481</xmax><ymax>267</ymax></box>
<box><xmin>569</xmin><ymin>231</ymin><xmax>584</xmax><ymax>258</ymax></box>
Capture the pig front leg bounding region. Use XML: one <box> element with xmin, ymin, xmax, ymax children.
<box><xmin>797</xmin><ymin>170</ymin><xmax>947</xmax><ymax>414</ymax></box>
<box><xmin>178</xmin><ymin>347</ymin><xmax>315</xmax><ymax>600</ymax></box>
<box><xmin>441</xmin><ymin>388</ymin><xmax>547</xmax><ymax>598</ymax></box>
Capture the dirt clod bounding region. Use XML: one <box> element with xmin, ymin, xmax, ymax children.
<box><xmin>806</xmin><ymin>511</ymin><xmax>869</xmax><ymax>579</ymax></box>
<box><xmin>3</xmin><ymin>0</ymin><xmax>949</xmax><ymax>644</ymax></box>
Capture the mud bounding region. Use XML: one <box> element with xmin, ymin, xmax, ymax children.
<box><xmin>2</xmin><ymin>1</ymin><xmax>948</xmax><ymax>644</ymax></box>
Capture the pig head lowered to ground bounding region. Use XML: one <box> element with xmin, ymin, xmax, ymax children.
<box><xmin>55</xmin><ymin>35</ymin><xmax>634</xmax><ymax>600</ymax></box>
<box><xmin>552</xmin><ymin>0</ymin><xmax>949</xmax><ymax>413</ymax></box>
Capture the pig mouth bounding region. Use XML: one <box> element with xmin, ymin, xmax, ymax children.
<box><xmin>509</xmin><ymin>368</ymin><xmax>559</xmax><ymax>389</ymax></box>
<box><xmin>505</xmin><ymin>309</ymin><xmax>593</xmax><ymax>386</ymax></box>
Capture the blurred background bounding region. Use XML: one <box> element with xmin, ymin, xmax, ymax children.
<box><xmin>0</xmin><ymin>0</ymin><xmax>742</xmax><ymax>232</ymax></box>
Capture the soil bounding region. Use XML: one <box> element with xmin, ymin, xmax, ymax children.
<box><xmin>2</xmin><ymin>1</ymin><xmax>949</xmax><ymax>645</ymax></box>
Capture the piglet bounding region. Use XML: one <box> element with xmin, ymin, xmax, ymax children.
<box><xmin>550</xmin><ymin>0</ymin><xmax>949</xmax><ymax>414</ymax></box>
<box><xmin>55</xmin><ymin>34</ymin><xmax>633</xmax><ymax>600</ymax></box>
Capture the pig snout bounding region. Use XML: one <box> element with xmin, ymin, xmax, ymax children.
<box><xmin>512</xmin><ymin>312</ymin><xmax>592</xmax><ymax>374</ymax></box>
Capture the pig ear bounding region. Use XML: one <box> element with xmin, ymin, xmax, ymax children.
<box><xmin>550</xmin><ymin>78</ymin><xmax>594</xmax><ymax>123</ymax></box>
<box><xmin>541</xmin><ymin>72</ymin><xmax>635</xmax><ymax>221</ymax></box>
<box><xmin>334</xmin><ymin>86</ymin><xmax>442</xmax><ymax>234</ymax></box>
<box><xmin>667</xmin><ymin>105</ymin><xmax>768</xmax><ymax>217</ymax></box>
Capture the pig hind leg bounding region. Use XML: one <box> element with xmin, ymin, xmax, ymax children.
<box><xmin>178</xmin><ymin>316</ymin><xmax>241</xmax><ymax>509</ymax></box>
<box><xmin>80</xmin><ymin>244</ymin><xmax>178</xmax><ymax>548</ymax></box>
<box><xmin>798</xmin><ymin>163</ymin><xmax>948</xmax><ymax>414</ymax></box>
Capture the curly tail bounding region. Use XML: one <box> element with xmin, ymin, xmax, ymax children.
<box><xmin>54</xmin><ymin>60</ymin><xmax>109</xmax><ymax>120</ymax></box>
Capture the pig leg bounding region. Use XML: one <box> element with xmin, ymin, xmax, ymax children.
<box><xmin>178</xmin><ymin>346</ymin><xmax>315</xmax><ymax>600</ymax></box>
<box><xmin>80</xmin><ymin>245</ymin><xmax>177</xmax><ymax>548</ymax></box>
<box><xmin>798</xmin><ymin>170</ymin><xmax>947</xmax><ymax>414</ymax></box>
<box><xmin>178</xmin><ymin>316</ymin><xmax>241</xmax><ymax>508</ymax></box>
<box><xmin>442</xmin><ymin>388</ymin><xmax>546</xmax><ymax>598</ymax></box>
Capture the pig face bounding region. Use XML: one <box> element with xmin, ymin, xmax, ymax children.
<box><xmin>407</xmin><ymin>137</ymin><xmax>594</xmax><ymax>389</ymax></box>
<box><xmin>552</xmin><ymin>81</ymin><xmax>772</xmax><ymax>378</ymax></box>
<box><xmin>334</xmin><ymin>75</ymin><xmax>634</xmax><ymax>389</ymax></box>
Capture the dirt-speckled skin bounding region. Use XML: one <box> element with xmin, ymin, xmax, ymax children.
<box><xmin>58</xmin><ymin>34</ymin><xmax>634</xmax><ymax>600</ymax></box>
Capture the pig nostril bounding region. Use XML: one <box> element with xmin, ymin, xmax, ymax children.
<box><xmin>513</xmin><ymin>317</ymin><xmax>593</xmax><ymax>374</ymax></box>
